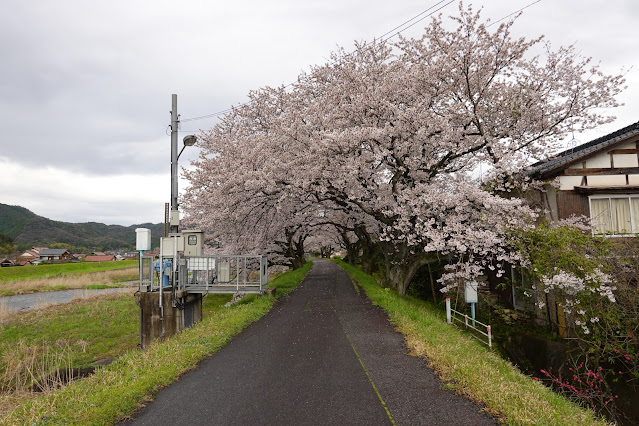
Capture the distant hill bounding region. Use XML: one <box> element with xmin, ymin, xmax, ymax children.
<box><xmin>0</xmin><ymin>203</ymin><xmax>164</xmax><ymax>251</ymax></box>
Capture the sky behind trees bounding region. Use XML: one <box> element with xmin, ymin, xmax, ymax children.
<box><xmin>1</xmin><ymin>0</ymin><xmax>637</xmax><ymax>225</ymax></box>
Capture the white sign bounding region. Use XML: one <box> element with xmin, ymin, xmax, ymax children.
<box><xmin>465</xmin><ymin>281</ymin><xmax>478</xmax><ymax>304</ymax></box>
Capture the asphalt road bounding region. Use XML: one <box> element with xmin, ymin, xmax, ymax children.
<box><xmin>125</xmin><ymin>260</ymin><xmax>496</xmax><ymax>425</ymax></box>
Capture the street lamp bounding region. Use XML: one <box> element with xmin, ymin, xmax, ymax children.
<box><xmin>179</xmin><ymin>135</ymin><xmax>197</xmax><ymax>159</ymax></box>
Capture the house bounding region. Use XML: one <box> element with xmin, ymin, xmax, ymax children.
<box><xmin>38</xmin><ymin>249</ymin><xmax>71</xmax><ymax>263</ymax></box>
<box><xmin>504</xmin><ymin>121</ymin><xmax>639</xmax><ymax>336</ymax></box>
<box><xmin>91</xmin><ymin>251</ymin><xmax>107</xmax><ymax>256</ymax></box>
<box><xmin>0</xmin><ymin>258</ymin><xmax>14</xmax><ymax>267</ymax></box>
<box><xmin>528</xmin><ymin>121</ymin><xmax>639</xmax><ymax>235</ymax></box>
<box><xmin>85</xmin><ymin>255</ymin><xmax>116</xmax><ymax>262</ymax></box>
<box><xmin>16</xmin><ymin>247</ymin><xmax>45</xmax><ymax>264</ymax></box>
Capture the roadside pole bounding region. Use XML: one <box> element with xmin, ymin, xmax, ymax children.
<box><xmin>170</xmin><ymin>94</ymin><xmax>179</xmax><ymax>234</ymax></box>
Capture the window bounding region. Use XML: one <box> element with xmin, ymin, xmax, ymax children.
<box><xmin>589</xmin><ymin>195</ymin><xmax>639</xmax><ymax>235</ymax></box>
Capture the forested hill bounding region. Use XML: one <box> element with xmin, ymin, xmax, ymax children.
<box><xmin>0</xmin><ymin>203</ymin><xmax>164</xmax><ymax>251</ymax></box>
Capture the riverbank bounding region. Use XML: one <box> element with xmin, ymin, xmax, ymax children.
<box><xmin>0</xmin><ymin>267</ymin><xmax>138</xmax><ymax>297</ymax></box>
<box><xmin>0</xmin><ymin>287</ymin><xmax>135</xmax><ymax>314</ymax></box>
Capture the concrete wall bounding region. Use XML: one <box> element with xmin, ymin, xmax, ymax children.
<box><xmin>135</xmin><ymin>290</ymin><xmax>203</xmax><ymax>349</ymax></box>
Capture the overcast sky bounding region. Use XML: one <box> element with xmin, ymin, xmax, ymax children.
<box><xmin>1</xmin><ymin>0</ymin><xmax>637</xmax><ymax>226</ymax></box>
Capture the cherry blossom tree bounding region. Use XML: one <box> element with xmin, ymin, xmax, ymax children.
<box><xmin>184</xmin><ymin>3</ymin><xmax>624</xmax><ymax>295</ymax></box>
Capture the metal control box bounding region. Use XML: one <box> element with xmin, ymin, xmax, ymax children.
<box><xmin>161</xmin><ymin>234</ymin><xmax>184</xmax><ymax>257</ymax></box>
<box><xmin>170</xmin><ymin>210</ymin><xmax>180</xmax><ymax>226</ymax></box>
<box><xmin>182</xmin><ymin>229</ymin><xmax>203</xmax><ymax>256</ymax></box>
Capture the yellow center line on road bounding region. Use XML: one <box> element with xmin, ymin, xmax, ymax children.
<box><xmin>331</xmin><ymin>266</ymin><xmax>395</xmax><ymax>425</ymax></box>
<box><xmin>343</xmin><ymin>330</ymin><xmax>397</xmax><ymax>426</ymax></box>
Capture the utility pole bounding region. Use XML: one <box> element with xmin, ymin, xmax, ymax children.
<box><xmin>170</xmin><ymin>94</ymin><xmax>179</xmax><ymax>234</ymax></box>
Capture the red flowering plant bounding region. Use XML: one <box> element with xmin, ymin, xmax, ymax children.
<box><xmin>535</xmin><ymin>361</ymin><xmax>621</xmax><ymax>422</ymax></box>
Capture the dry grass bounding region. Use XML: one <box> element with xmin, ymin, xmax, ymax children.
<box><xmin>0</xmin><ymin>340</ymin><xmax>77</xmax><ymax>392</ymax></box>
<box><xmin>0</xmin><ymin>268</ymin><xmax>137</xmax><ymax>296</ymax></box>
<box><xmin>0</xmin><ymin>339</ymin><xmax>89</xmax><ymax>417</ymax></box>
<box><xmin>0</xmin><ymin>288</ymin><xmax>136</xmax><ymax>325</ymax></box>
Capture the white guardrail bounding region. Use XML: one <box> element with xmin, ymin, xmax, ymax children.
<box><xmin>445</xmin><ymin>297</ymin><xmax>492</xmax><ymax>348</ymax></box>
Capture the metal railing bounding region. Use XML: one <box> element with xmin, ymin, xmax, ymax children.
<box><xmin>445</xmin><ymin>297</ymin><xmax>492</xmax><ymax>348</ymax></box>
<box><xmin>178</xmin><ymin>255</ymin><xmax>268</xmax><ymax>294</ymax></box>
<box><xmin>138</xmin><ymin>255</ymin><xmax>155</xmax><ymax>292</ymax></box>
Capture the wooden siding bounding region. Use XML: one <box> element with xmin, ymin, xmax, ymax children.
<box><xmin>557</xmin><ymin>190</ymin><xmax>589</xmax><ymax>219</ymax></box>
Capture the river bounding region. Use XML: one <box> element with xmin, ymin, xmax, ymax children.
<box><xmin>0</xmin><ymin>287</ymin><xmax>136</xmax><ymax>313</ymax></box>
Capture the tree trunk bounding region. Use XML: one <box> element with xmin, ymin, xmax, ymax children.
<box><xmin>354</xmin><ymin>226</ymin><xmax>381</xmax><ymax>275</ymax></box>
<box><xmin>282</xmin><ymin>228</ymin><xmax>307</xmax><ymax>270</ymax></box>
<box><xmin>360</xmin><ymin>245</ymin><xmax>381</xmax><ymax>275</ymax></box>
<box><xmin>290</xmin><ymin>234</ymin><xmax>306</xmax><ymax>269</ymax></box>
<box><xmin>380</xmin><ymin>241</ymin><xmax>436</xmax><ymax>296</ymax></box>
<box><xmin>428</xmin><ymin>263</ymin><xmax>437</xmax><ymax>302</ymax></box>
<box><xmin>383</xmin><ymin>260</ymin><xmax>425</xmax><ymax>295</ymax></box>
<box><xmin>339</xmin><ymin>230</ymin><xmax>360</xmax><ymax>264</ymax></box>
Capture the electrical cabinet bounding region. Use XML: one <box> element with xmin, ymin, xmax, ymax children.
<box><xmin>182</xmin><ymin>230</ymin><xmax>203</xmax><ymax>256</ymax></box>
<box><xmin>160</xmin><ymin>230</ymin><xmax>203</xmax><ymax>257</ymax></box>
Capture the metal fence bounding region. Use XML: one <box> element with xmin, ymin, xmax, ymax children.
<box><xmin>138</xmin><ymin>255</ymin><xmax>155</xmax><ymax>292</ymax></box>
<box><xmin>445</xmin><ymin>297</ymin><xmax>492</xmax><ymax>348</ymax></box>
<box><xmin>178</xmin><ymin>255</ymin><xmax>268</xmax><ymax>294</ymax></box>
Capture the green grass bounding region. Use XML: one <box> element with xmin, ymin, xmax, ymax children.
<box><xmin>84</xmin><ymin>284</ymin><xmax>128</xmax><ymax>290</ymax></box>
<box><xmin>0</xmin><ymin>260</ymin><xmax>138</xmax><ymax>283</ymax></box>
<box><xmin>0</xmin><ymin>293</ymin><xmax>139</xmax><ymax>370</ymax></box>
<box><xmin>1</xmin><ymin>261</ymin><xmax>312</xmax><ymax>425</ymax></box>
<box><xmin>333</xmin><ymin>260</ymin><xmax>609</xmax><ymax>426</ymax></box>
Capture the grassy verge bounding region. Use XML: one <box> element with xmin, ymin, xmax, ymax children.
<box><xmin>0</xmin><ymin>260</ymin><xmax>138</xmax><ymax>283</ymax></box>
<box><xmin>0</xmin><ymin>261</ymin><xmax>312</xmax><ymax>425</ymax></box>
<box><xmin>333</xmin><ymin>260</ymin><xmax>608</xmax><ymax>426</ymax></box>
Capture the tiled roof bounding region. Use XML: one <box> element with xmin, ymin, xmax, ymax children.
<box><xmin>529</xmin><ymin>121</ymin><xmax>639</xmax><ymax>178</ymax></box>
<box><xmin>38</xmin><ymin>249</ymin><xmax>70</xmax><ymax>256</ymax></box>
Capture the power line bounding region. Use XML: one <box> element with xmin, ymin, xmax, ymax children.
<box><xmin>377</xmin><ymin>0</ymin><xmax>452</xmax><ymax>42</ymax></box>
<box><xmin>379</xmin><ymin>0</ymin><xmax>454</xmax><ymax>43</ymax></box>
<box><xmin>179</xmin><ymin>1</ymin><xmax>455</xmax><ymax>124</ymax></box>
<box><xmin>487</xmin><ymin>0</ymin><xmax>541</xmax><ymax>28</ymax></box>
<box><xmin>180</xmin><ymin>107</ymin><xmax>234</xmax><ymax>123</ymax></box>
<box><xmin>179</xmin><ymin>0</ymin><xmax>542</xmax><ymax>125</ymax></box>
